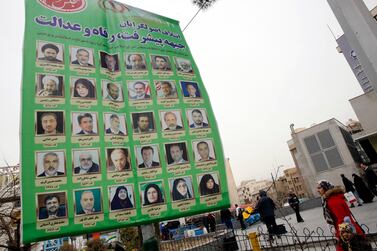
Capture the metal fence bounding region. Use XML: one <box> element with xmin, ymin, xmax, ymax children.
<box><xmin>256</xmin><ymin>223</ymin><xmax>377</xmax><ymax>251</ymax></box>
<box><xmin>160</xmin><ymin>228</ymin><xmax>250</xmax><ymax>251</ymax></box>
<box><xmin>160</xmin><ymin>223</ymin><xmax>377</xmax><ymax>251</ymax></box>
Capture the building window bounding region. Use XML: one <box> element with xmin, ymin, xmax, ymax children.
<box><xmin>304</xmin><ymin>129</ymin><xmax>344</xmax><ymax>172</ymax></box>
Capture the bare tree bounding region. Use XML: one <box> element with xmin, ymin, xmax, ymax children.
<box><xmin>0</xmin><ymin>164</ymin><xmax>22</xmax><ymax>250</ymax></box>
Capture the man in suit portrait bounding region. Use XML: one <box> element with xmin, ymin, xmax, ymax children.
<box><xmin>106</xmin><ymin>114</ymin><xmax>125</xmax><ymax>135</ymax></box>
<box><xmin>77</xmin><ymin>190</ymin><xmax>98</xmax><ymax>215</ymax></box>
<box><xmin>76</xmin><ymin>113</ymin><xmax>96</xmax><ymax>135</ymax></box>
<box><xmin>103</xmin><ymin>54</ymin><xmax>119</xmax><ymax>72</ymax></box>
<box><xmin>37</xmin><ymin>152</ymin><xmax>64</xmax><ymax>177</ymax></box>
<box><xmin>74</xmin><ymin>152</ymin><xmax>99</xmax><ymax>174</ymax></box>
<box><xmin>153</xmin><ymin>55</ymin><xmax>171</xmax><ymax>71</ymax></box>
<box><xmin>105</xmin><ymin>82</ymin><xmax>122</xmax><ymax>101</ymax></box>
<box><xmin>37</xmin><ymin>75</ymin><xmax>61</xmax><ymax>97</ymax></box>
<box><xmin>189</xmin><ymin>109</ymin><xmax>209</xmax><ymax>128</ymax></box>
<box><xmin>126</xmin><ymin>53</ymin><xmax>146</xmax><ymax>70</ymax></box>
<box><xmin>168</xmin><ymin>144</ymin><xmax>188</xmax><ymax>165</ymax></box>
<box><xmin>130</xmin><ymin>81</ymin><xmax>150</xmax><ymax>100</ymax></box>
<box><xmin>197</xmin><ymin>141</ymin><xmax>215</xmax><ymax>162</ymax></box>
<box><xmin>38</xmin><ymin>43</ymin><xmax>62</xmax><ymax>63</ymax></box>
<box><xmin>176</xmin><ymin>58</ymin><xmax>194</xmax><ymax>73</ymax></box>
<box><xmin>185</xmin><ymin>83</ymin><xmax>200</xmax><ymax>98</ymax></box>
<box><xmin>109</xmin><ymin>148</ymin><xmax>130</xmax><ymax>172</ymax></box>
<box><xmin>39</xmin><ymin>194</ymin><xmax>66</xmax><ymax>220</ymax></box>
<box><xmin>163</xmin><ymin>112</ymin><xmax>182</xmax><ymax>131</ymax></box>
<box><xmin>138</xmin><ymin>146</ymin><xmax>160</xmax><ymax>168</ymax></box>
<box><xmin>134</xmin><ymin>113</ymin><xmax>154</xmax><ymax>133</ymax></box>
<box><xmin>72</xmin><ymin>48</ymin><xmax>93</xmax><ymax>67</ymax></box>
<box><xmin>158</xmin><ymin>81</ymin><xmax>177</xmax><ymax>98</ymax></box>
<box><xmin>40</xmin><ymin>112</ymin><xmax>61</xmax><ymax>135</ymax></box>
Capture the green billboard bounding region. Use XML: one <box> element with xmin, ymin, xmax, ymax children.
<box><xmin>21</xmin><ymin>0</ymin><xmax>230</xmax><ymax>244</ymax></box>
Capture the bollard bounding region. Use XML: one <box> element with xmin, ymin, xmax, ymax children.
<box><xmin>248</xmin><ymin>232</ymin><xmax>261</xmax><ymax>251</ymax></box>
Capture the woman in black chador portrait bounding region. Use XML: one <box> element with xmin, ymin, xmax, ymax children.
<box><xmin>110</xmin><ymin>186</ymin><xmax>133</xmax><ymax>210</ymax></box>
<box><xmin>199</xmin><ymin>174</ymin><xmax>220</xmax><ymax>196</ymax></box>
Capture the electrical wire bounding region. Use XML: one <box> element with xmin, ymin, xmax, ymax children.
<box><xmin>182</xmin><ymin>3</ymin><xmax>205</xmax><ymax>32</ymax></box>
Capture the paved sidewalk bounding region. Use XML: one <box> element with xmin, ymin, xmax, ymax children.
<box><xmin>244</xmin><ymin>200</ymin><xmax>377</xmax><ymax>235</ymax></box>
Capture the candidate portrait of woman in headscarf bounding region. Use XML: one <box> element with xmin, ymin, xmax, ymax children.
<box><xmin>110</xmin><ymin>185</ymin><xmax>134</xmax><ymax>211</ymax></box>
<box><xmin>199</xmin><ymin>173</ymin><xmax>220</xmax><ymax>196</ymax></box>
<box><xmin>73</xmin><ymin>78</ymin><xmax>96</xmax><ymax>99</ymax></box>
<box><xmin>171</xmin><ymin>178</ymin><xmax>193</xmax><ymax>201</ymax></box>
<box><xmin>143</xmin><ymin>183</ymin><xmax>164</xmax><ymax>206</ymax></box>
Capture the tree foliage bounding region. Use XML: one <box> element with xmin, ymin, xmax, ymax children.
<box><xmin>59</xmin><ymin>242</ymin><xmax>78</xmax><ymax>251</ymax></box>
<box><xmin>193</xmin><ymin>0</ymin><xmax>218</xmax><ymax>9</ymax></box>
<box><xmin>119</xmin><ymin>227</ymin><xmax>142</xmax><ymax>251</ymax></box>
<box><xmin>86</xmin><ymin>239</ymin><xmax>107</xmax><ymax>251</ymax></box>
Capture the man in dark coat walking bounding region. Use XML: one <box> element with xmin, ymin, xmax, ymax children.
<box><xmin>360</xmin><ymin>163</ymin><xmax>377</xmax><ymax>196</ymax></box>
<box><xmin>287</xmin><ymin>191</ymin><xmax>304</xmax><ymax>222</ymax></box>
<box><xmin>220</xmin><ymin>208</ymin><xmax>233</xmax><ymax>229</ymax></box>
<box><xmin>352</xmin><ymin>174</ymin><xmax>374</xmax><ymax>203</ymax></box>
<box><xmin>255</xmin><ymin>190</ymin><xmax>277</xmax><ymax>240</ymax></box>
<box><xmin>341</xmin><ymin>174</ymin><xmax>362</xmax><ymax>207</ymax></box>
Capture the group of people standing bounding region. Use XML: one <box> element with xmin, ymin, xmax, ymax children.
<box><xmin>212</xmin><ymin>163</ymin><xmax>377</xmax><ymax>251</ymax></box>
<box><xmin>340</xmin><ymin>164</ymin><xmax>376</xmax><ymax>207</ymax></box>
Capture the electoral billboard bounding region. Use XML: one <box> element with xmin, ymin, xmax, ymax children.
<box><xmin>21</xmin><ymin>0</ymin><xmax>230</xmax><ymax>243</ymax></box>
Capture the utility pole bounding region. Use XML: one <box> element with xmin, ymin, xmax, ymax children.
<box><xmin>327</xmin><ymin>0</ymin><xmax>377</xmax><ymax>93</ymax></box>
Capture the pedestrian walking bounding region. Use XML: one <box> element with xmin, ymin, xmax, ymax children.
<box><xmin>340</xmin><ymin>174</ymin><xmax>362</xmax><ymax>207</ymax></box>
<box><xmin>352</xmin><ymin>173</ymin><xmax>374</xmax><ymax>203</ymax></box>
<box><xmin>287</xmin><ymin>190</ymin><xmax>304</xmax><ymax>222</ymax></box>
<box><xmin>202</xmin><ymin>214</ymin><xmax>209</xmax><ymax>233</ymax></box>
<box><xmin>207</xmin><ymin>213</ymin><xmax>216</xmax><ymax>232</ymax></box>
<box><xmin>317</xmin><ymin>180</ymin><xmax>365</xmax><ymax>251</ymax></box>
<box><xmin>235</xmin><ymin>204</ymin><xmax>246</xmax><ymax>230</ymax></box>
<box><xmin>255</xmin><ymin>190</ymin><xmax>277</xmax><ymax>241</ymax></box>
<box><xmin>359</xmin><ymin>163</ymin><xmax>377</xmax><ymax>196</ymax></box>
<box><xmin>220</xmin><ymin>208</ymin><xmax>233</xmax><ymax>230</ymax></box>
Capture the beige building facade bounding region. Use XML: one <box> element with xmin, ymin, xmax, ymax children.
<box><xmin>237</xmin><ymin>179</ymin><xmax>277</xmax><ymax>205</ymax></box>
<box><xmin>349</xmin><ymin>92</ymin><xmax>377</xmax><ymax>165</ymax></box>
<box><xmin>288</xmin><ymin>119</ymin><xmax>362</xmax><ymax>197</ymax></box>
<box><xmin>225</xmin><ymin>158</ymin><xmax>240</xmax><ymax>206</ymax></box>
<box><xmin>283</xmin><ymin>167</ymin><xmax>309</xmax><ymax>199</ymax></box>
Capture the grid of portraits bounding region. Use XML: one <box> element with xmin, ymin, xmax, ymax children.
<box><xmin>31</xmin><ymin>40</ymin><xmax>223</xmax><ymax>223</ymax></box>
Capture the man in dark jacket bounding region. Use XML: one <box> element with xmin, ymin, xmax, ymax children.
<box><xmin>255</xmin><ymin>190</ymin><xmax>277</xmax><ymax>240</ymax></box>
<box><xmin>341</xmin><ymin>174</ymin><xmax>362</xmax><ymax>207</ymax></box>
<box><xmin>235</xmin><ymin>204</ymin><xmax>246</xmax><ymax>230</ymax></box>
<box><xmin>287</xmin><ymin>191</ymin><xmax>304</xmax><ymax>222</ymax></box>
<box><xmin>360</xmin><ymin>163</ymin><xmax>377</xmax><ymax>196</ymax></box>
<box><xmin>220</xmin><ymin>208</ymin><xmax>233</xmax><ymax>229</ymax></box>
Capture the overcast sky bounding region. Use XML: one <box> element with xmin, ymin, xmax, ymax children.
<box><xmin>0</xmin><ymin>0</ymin><xmax>376</xmax><ymax>185</ymax></box>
